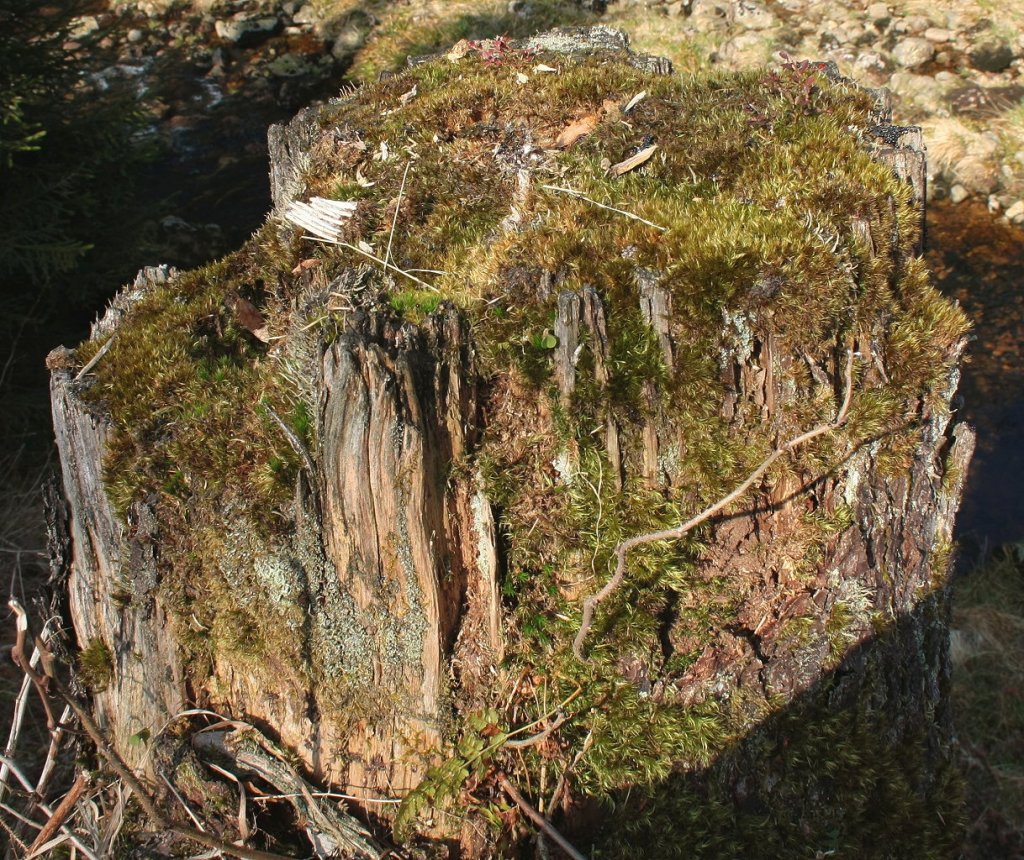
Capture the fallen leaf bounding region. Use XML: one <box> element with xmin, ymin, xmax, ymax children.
<box><xmin>610</xmin><ymin>143</ymin><xmax>658</xmax><ymax>176</ymax></box>
<box><xmin>226</xmin><ymin>294</ymin><xmax>271</xmax><ymax>344</ymax></box>
<box><xmin>515</xmin><ymin>71</ymin><xmax>529</xmax><ymax>84</ymax></box>
<box><xmin>533</xmin><ymin>63</ymin><xmax>558</xmax><ymax>73</ymax></box>
<box><xmin>399</xmin><ymin>84</ymin><xmax>417</xmax><ymax>105</ymax></box>
<box><xmin>291</xmin><ymin>258</ymin><xmax>321</xmax><ymax>275</ymax></box>
<box><xmin>357</xmin><ymin>240</ymin><xmax>374</xmax><ymax>255</ymax></box>
<box><xmin>355</xmin><ymin>164</ymin><xmax>375</xmax><ymax>187</ymax></box>
<box><xmin>555</xmin><ymin>113</ymin><xmax>599</xmax><ymax>149</ymax></box>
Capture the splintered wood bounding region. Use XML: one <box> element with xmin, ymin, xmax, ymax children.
<box><xmin>284</xmin><ymin>197</ymin><xmax>357</xmax><ymax>241</ymax></box>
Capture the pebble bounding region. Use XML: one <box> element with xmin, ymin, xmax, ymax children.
<box><xmin>865</xmin><ymin>3</ymin><xmax>889</xmax><ymax>24</ymax></box>
<box><xmin>950</xmin><ymin>185</ymin><xmax>970</xmax><ymax>204</ymax></box>
<box><xmin>892</xmin><ymin>37</ymin><xmax>935</xmax><ymax>70</ymax></box>
<box><xmin>1005</xmin><ymin>200</ymin><xmax>1024</xmax><ymax>224</ymax></box>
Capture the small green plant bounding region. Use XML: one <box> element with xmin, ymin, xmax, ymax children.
<box><xmin>394</xmin><ymin>708</ymin><xmax>509</xmax><ymax>840</ymax></box>
<box><xmin>77</xmin><ymin>639</ymin><xmax>114</xmax><ymax>692</ymax></box>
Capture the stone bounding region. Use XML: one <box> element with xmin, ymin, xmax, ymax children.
<box><xmin>716</xmin><ymin>31</ymin><xmax>773</xmax><ymax>66</ymax></box>
<box><xmin>69</xmin><ymin>15</ymin><xmax>101</xmax><ymax>39</ymax></box>
<box><xmin>949</xmin><ymin>184</ymin><xmax>969</xmax><ymax>204</ymax></box>
<box><xmin>688</xmin><ymin>0</ymin><xmax>730</xmax><ymax>32</ymax></box>
<box><xmin>126</xmin><ymin>28</ymin><xmax>145</xmax><ymax>43</ymax></box>
<box><xmin>214</xmin><ymin>16</ymin><xmax>281</xmax><ymax>47</ymax></box>
<box><xmin>888</xmin><ymin>72</ymin><xmax>944</xmax><ymax>113</ymax></box>
<box><xmin>902</xmin><ymin>15</ymin><xmax>931</xmax><ymax>35</ymax></box>
<box><xmin>924</xmin><ymin>27</ymin><xmax>953</xmax><ymax>43</ymax></box>
<box><xmin>292</xmin><ymin>4</ymin><xmax>320</xmax><ymax>26</ymax></box>
<box><xmin>854</xmin><ymin>51</ymin><xmax>888</xmax><ymax>74</ymax></box>
<box><xmin>969</xmin><ymin>38</ymin><xmax>1015</xmax><ymax>73</ymax></box>
<box><xmin>892</xmin><ymin>37</ymin><xmax>935</xmax><ymax>70</ymax></box>
<box><xmin>953</xmin><ymin>155</ymin><xmax>999</xmax><ymax>195</ymax></box>
<box><xmin>730</xmin><ymin>1</ymin><xmax>774</xmax><ymax>30</ymax></box>
<box><xmin>1005</xmin><ymin>200</ymin><xmax>1024</xmax><ymax>224</ymax></box>
<box><xmin>865</xmin><ymin>3</ymin><xmax>889</xmax><ymax>24</ymax></box>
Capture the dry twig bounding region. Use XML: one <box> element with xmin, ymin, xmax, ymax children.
<box><xmin>497</xmin><ymin>774</ymin><xmax>588</xmax><ymax>860</ymax></box>
<box><xmin>572</xmin><ymin>349</ymin><xmax>856</xmax><ymax>660</ymax></box>
<box><xmin>540</xmin><ymin>185</ymin><xmax>667</xmax><ymax>231</ymax></box>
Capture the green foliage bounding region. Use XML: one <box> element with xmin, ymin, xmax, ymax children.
<box><xmin>394</xmin><ymin>708</ymin><xmax>509</xmax><ymax>841</ymax></box>
<box><xmin>77</xmin><ymin>638</ymin><xmax>114</xmax><ymax>692</ymax></box>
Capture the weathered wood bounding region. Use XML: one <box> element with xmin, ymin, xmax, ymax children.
<box><xmin>49</xmin><ymin>267</ymin><xmax>187</xmax><ymax>770</ymax></box>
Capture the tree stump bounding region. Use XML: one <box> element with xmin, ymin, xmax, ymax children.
<box><xmin>50</xmin><ymin>30</ymin><xmax>974</xmax><ymax>857</ymax></box>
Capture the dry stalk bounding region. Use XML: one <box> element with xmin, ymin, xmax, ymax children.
<box><xmin>497</xmin><ymin>774</ymin><xmax>588</xmax><ymax>860</ymax></box>
<box><xmin>540</xmin><ymin>185</ymin><xmax>667</xmax><ymax>231</ymax></box>
<box><xmin>7</xmin><ymin>600</ymin><xmax>297</xmax><ymax>860</ymax></box>
<box><xmin>572</xmin><ymin>349</ymin><xmax>856</xmax><ymax>661</ymax></box>
<box><xmin>26</xmin><ymin>772</ymin><xmax>88</xmax><ymax>857</ymax></box>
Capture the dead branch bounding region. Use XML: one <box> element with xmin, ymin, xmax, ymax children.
<box><xmin>26</xmin><ymin>772</ymin><xmax>88</xmax><ymax>856</ymax></box>
<box><xmin>497</xmin><ymin>774</ymin><xmax>588</xmax><ymax>860</ymax></box>
<box><xmin>7</xmin><ymin>600</ymin><xmax>297</xmax><ymax>860</ymax></box>
<box><xmin>573</xmin><ymin>349</ymin><xmax>856</xmax><ymax>661</ymax></box>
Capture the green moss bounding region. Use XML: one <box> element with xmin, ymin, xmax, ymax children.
<box><xmin>587</xmin><ymin>687</ymin><xmax>964</xmax><ymax>859</ymax></box>
<box><xmin>78</xmin><ymin>638</ymin><xmax>114</xmax><ymax>692</ymax></box>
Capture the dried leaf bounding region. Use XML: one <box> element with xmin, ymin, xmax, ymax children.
<box><xmin>610</xmin><ymin>143</ymin><xmax>658</xmax><ymax>177</ymax></box>
<box><xmin>358</xmin><ymin>240</ymin><xmax>374</xmax><ymax>255</ymax></box>
<box><xmin>515</xmin><ymin>71</ymin><xmax>529</xmax><ymax>84</ymax></box>
<box><xmin>533</xmin><ymin>63</ymin><xmax>558</xmax><ymax>73</ymax></box>
<box><xmin>399</xmin><ymin>84</ymin><xmax>417</xmax><ymax>105</ymax></box>
<box><xmin>291</xmin><ymin>258</ymin><xmax>321</xmax><ymax>275</ymax></box>
<box><xmin>555</xmin><ymin>113</ymin><xmax>599</xmax><ymax>149</ymax></box>
<box><xmin>355</xmin><ymin>164</ymin><xmax>375</xmax><ymax>187</ymax></box>
<box><xmin>226</xmin><ymin>294</ymin><xmax>271</xmax><ymax>343</ymax></box>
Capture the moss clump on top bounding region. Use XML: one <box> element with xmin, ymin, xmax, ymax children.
<box><xmin>74</xmin><ymin>38</ymin><xmax>968</xmax><ymax>854</ymax></box>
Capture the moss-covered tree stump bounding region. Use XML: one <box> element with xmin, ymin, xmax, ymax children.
<box><xmin>50</xmin><ymin>28</ymin><xmax>974</xmax><ymax>858</ymax></box>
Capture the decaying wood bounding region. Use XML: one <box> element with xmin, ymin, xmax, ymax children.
<box><xmin>46</xmin><ymin>32</ymin><xmax>972</xmax><ymax>857</ymax></box>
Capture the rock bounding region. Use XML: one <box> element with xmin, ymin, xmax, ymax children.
<box><xmin>69</xmin><ymin>15</ymin><xmax>101</xmax><ymax>39</ymax></box>
<box><xmin>865</xmin><ymin>3</ymin><xmax>890</xmax><ymax>26</ymax></box>
<box><xmin>950</xmin><ymin>184</ymin><xmax>969</xmax><ymax>204</ymax></box>
<box><xmin>923</xmin><ymin>27</ymin><xmax>953</xmax><ymax>44</ymax></box>
<box><xmin>729</xmin><ymin>0</ymin><xmax>774</xmax><ymax>30</ymax></box>
<box><xmin>888</xmin><ymin>72</ymin><xmax>946</xmax><ymax>113</ymax></box>
<box><xmin>892</xmin><ymin>37</ymin><xmax>935</xmax><ymax>70</ymax></box>
<box><xmin>266</xmin><ymin>52</ymin><xmax>313</xmax><ymax>77</ymax></box>
<box><xmin>1005</xmin><ymin>200</ymin><xmax>1024</xmax><ymax>224</ymax></box>
<box><xmin>969</xmin><ymin>37</ymin><xmax>1015</xmax><ymax>73</ymax></box>
<box><xmin>292</xmin><ymin>4</ymin><xmax>320</xmax><ymax>26</ymax></box>
<box><xmin>127</xmin><ymin>28</ymin><xmax>145</xmax><ymax>43</ymax></box>
<box><xmin>854</xmin><ymin>51</ymin><xmax>888</xmax><ymax>74</ymax></box>
<box><xmin>954</xmin><ymin>155</ymin><xmax>1000</xmax><ymax>195</ymax></box>
<box><xmin>688</xmin><ymin>0</ymin><xmax>730</xmax><ymax>32</ymax></box>
<box><xmin>900</xmin><ymin>15</ymin><xmax>931</xmax><ymax>36</ymax></box>
<box><xmin>948</xmin><ymin>84</ymin><xmax>1024</xmax><ymax>119</ymax></box>
<box><xmin>214</xmin><ymin>15</ymin><xmax>281</xmax><ymax>47</ymax></box>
